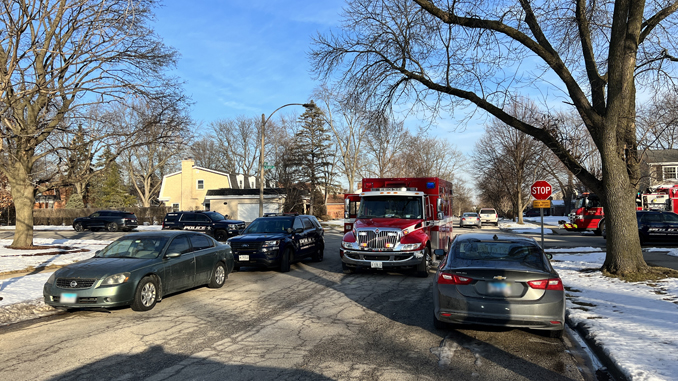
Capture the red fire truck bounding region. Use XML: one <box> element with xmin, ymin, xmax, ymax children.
<box><xmin>637</xmin><ymin>184</ymin><xmax>678</xmax><ymax>212</ymax></box>
<box><xmin>340</xmin><ymin>177</ymin><xmax>454</xmax><ymax>277</ymax></box>
<box><xmin>562</xmin><ymin>193</ymin><xmax>604</xmax><ymax>235</ymax></box>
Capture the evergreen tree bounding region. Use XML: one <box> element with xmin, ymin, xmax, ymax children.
<box><xmin>91</xmin><ymin>148</ymin><xmax>137</xmax><ymax>208</ymax></box>
<box><xmin>65</xmin><ymin>193</ymin><xmax>85</xmax><ymax>209</ymax></box>
<box><xmin>290</xmin><ymin>104</ymin><xmax>334</xmax><ymax>217</ymax></box>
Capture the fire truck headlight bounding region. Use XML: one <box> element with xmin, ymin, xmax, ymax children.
<box><xmin>341</xmin><ymin>241</ymin><xmax>359</xmax><ymax>250</ymax></box>
<box><xmin>396</xmin><ymin>243</ymin><xmax>422</xmax><ymax>251</ymax></box>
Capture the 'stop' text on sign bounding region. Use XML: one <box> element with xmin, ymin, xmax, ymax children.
<box><xmin>531</xmin><ymin>180</ymin><xmax>552</xmax><ymax>200</ymax></box>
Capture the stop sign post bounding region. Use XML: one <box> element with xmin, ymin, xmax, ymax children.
<box><xmin>530</xmin><ymin>180</ymin><xmax>552</xmax><ymax>249</ymax></box>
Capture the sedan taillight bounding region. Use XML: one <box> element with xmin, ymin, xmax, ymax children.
<box><xmin>437</xmin><ymin>273</ymin><xmax>473</xmax><ymax>285</ymax></box>
<box><xmin>527</xmin><ymin>278</ymin><xmax>563</xmax><ymax>291</ymax></box>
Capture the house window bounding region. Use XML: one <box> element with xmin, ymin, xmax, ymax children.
<box><xmin>172</xmin><ymin>203</ymin><xmax>180</xmax><ymax>212</ymax></box>
<box><xmin>663</xmin><ymin>166</ymin><xmax>678</xmax><ymax>181</ymax></box>
<box><xmin>197</xmin><ymin>180</ymin><xmax>204</xmax><ymax>190</ymax></box>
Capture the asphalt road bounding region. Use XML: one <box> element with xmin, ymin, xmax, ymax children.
<box><xmin>0</xmin><ymin>225</ymin><xmax>591</xmax><ymax>381</ymax></box>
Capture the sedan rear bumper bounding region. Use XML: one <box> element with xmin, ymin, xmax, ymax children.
<box><xmin>434</xmin><ymin>289</ymin><xmax>565</xmax><ymax>331</ymax></box>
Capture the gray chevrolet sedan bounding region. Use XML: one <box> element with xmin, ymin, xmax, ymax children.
<box><xmin>433</xmin><ymin>233</ymin><xmax>565</xmax><ymax>338</ymax></box>
<box><xmin>44</xmin><ymin>231</ymin><xmax>234</xmax><ymax>311</ymax></box>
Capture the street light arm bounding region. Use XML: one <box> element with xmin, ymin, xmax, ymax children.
<box><xmin>259</xmin><ymin>101</ymin><xmax>317</xmax><ymax>218</ymax></box>
<box><xmin>262</xmin><ymin>102</ymin><xmax>317</xmax><ymax>126</ymax></box>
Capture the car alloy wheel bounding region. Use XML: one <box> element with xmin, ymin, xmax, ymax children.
<box><xmin>208</xmin><ymin>262</ymin><xmax>226</xmax><ymax>288</ymax></box>
<box><xmin>107</xmin><ymin>222</ymin><xmax>119</xmax><ymax>232</ymax></box>
<box><xmin>131</xmin><ymin>276</ymin><xmax>158</xmax><ymax>311</ymax></box>
<box><xmin>74</xmin><ymin>222</ymin><xmax>84</xmax><ymax>232</ymax></box>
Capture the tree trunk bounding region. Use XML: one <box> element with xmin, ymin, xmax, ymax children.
<box><xmin>8</xmin><ymin>163</ymin><xmax>35</xmax><ymax>248</ymax></box>
<box><xmin>600</xmin><ymin>150</ymin><xmax>647</xmax><ymax>275</ymax></box>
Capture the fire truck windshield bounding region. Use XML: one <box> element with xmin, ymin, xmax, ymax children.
<box><xmin>358</xmin><ymin>196</ymin><xmax>423</xmax><ymax>219</ymax></box>
<box><xmin>574</xmin><ymin>196</ymin><xmax>602</xmax><ymax>209</ymax></box>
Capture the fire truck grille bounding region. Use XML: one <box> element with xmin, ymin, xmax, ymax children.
<box><xmin>356</xmin><ymin>229</ymin><xmax>403</xmax><ymax>249</ymax></box>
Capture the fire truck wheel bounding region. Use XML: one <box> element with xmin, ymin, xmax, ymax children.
<box><xmin>415</xmin><ymin>248</ymin><xmax>430</xmax><ymax>278</ymax></box>
<box><xmin>342</xmin><ymin>262</ymin><xmax>354</xmax><ymax>274</ymax></box>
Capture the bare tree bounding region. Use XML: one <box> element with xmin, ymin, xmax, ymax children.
<box><xmin>121</xmin><ymin>97</ymin><xmax>193</xmax><ymax>207</ymax></box>
<box><xmin>397</xmin><ymin>127</ymin><xmax>466</xmax><ymax>180</ymax></box>
<box><xmin>0</xmin><ymin>0</ymin><xmax>179</xmax><ymax>247</ymax></box>
<box><xmin>313</xmin><ymin>85</ymin><xmax>369</xmax><ymax>193</ymax></box>
<box><xmin>211</xmin><ymin>116</ymin><xmax>263</xmax><ymax>176</ymax></box>
<box><xmin>362</xmin><ymin>114</ymin><xmax>410</xmax><ymax>178</ymax></box>
<box><xmin>473</xmin><ymin>101</ymin><xmax>547</xmax><ymax>224</ymax></box>
<box><xmin>310</xmin><ymin>0</ymin><xmax>678</xmax><ymax>275</ymax></box>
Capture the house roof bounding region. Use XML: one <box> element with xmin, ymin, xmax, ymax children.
<box><xmin>206</xmin><ymin>188</ymin><xmax>288</xmax><ymax>196</ymax></box>
<box><xmin>642</xmin><ymin>149</ymin><xmax>678</xmax><ymax>164</ymax></box>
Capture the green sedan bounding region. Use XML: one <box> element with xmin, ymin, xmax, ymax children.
<box><xmin>43</xmin><ymin>231</ymin><xmax>234</xmax><ymax>311</ymax></box>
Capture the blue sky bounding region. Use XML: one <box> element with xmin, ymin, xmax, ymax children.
<box><xmin>152</xmin><ymin>1</ymin><xmax>484</xmax><ymax>162</ymax></box>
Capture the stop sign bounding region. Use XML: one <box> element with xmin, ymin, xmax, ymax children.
<box><xmin>531</xmin><ymin>180</ymin><xmax>552</xmax><ymax>200</ymax></box>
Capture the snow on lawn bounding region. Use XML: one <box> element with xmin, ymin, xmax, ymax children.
<box><xmin>0</xmin><ymin>225</ymin><xmax>163</xmax><ymax>231</ymax></box>
<box><xmin>551</xmin><ymin>251</ymin><xmax>678</xmax><ymax>381</ymax></box>
<box><xmin>499</xmin><ymin>218</ymin><xmax>557</xmax><ymax>235</ymax></box>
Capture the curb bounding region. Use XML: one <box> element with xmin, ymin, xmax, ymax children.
<box><xmin>566</xmin><ymin>314</ymin><xmax>628</xmax><ymax>381</ymax></box>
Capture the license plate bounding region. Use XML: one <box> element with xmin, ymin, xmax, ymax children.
<box><xmin>239</xmin><ymin>255</ymin><xmax>249</xmax><ymax>261</ymax></box>
<box><xmin>487</xmin><ymin>282</ymin><xmax>510</xmax><ymax>296</ymax></box>
<box><xmin>371</xmin><ymin>261</ymin><xmax>383</xmax><ymax>269</ymax></box>
<box><xmin>61</xmin><ymin>293</ymin><xmax>77</xmax><ymax>304</ymax></box>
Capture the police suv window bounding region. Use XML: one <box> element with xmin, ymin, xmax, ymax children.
<box><xmin>195</xmin><ymin>214</ymin><xmax>210</xmax><ymax>222</ymax></box>
<box><xmin>293</xmin><ymin>218</ymin><xmax>303</xmax><ymax>230</ymax></box>
<box><xmin>181</xmin><ymin>213</ymin><xmax>196</xmax><ymax>222</ymax></box>
<box><xmin>663</xmin><ymin>213</ymin><xmax>678</xmax><ymax>223</ymax></box>
<box><xmin>302</xmin><ymin>218</ymin><xmax>313</xmax><ymax>229</ymax></box>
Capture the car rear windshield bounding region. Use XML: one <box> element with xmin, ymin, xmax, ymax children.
<box><xmin>480</xmin><ymin>209</ymin><xmax>496</xmax><ymax>214</ymax></box>
<box><xmin>463</xmin><ymin>213</ymin><xmax>478</xmax><ymax>217</ymax></box>
<box><xmin>450</xmin><ymin>240</ymin><xmax>545</xmax><ymax>269</ymax></box>
<box><xmin>123</xmin><ymin>213</ymin><xmax>136</xmax><ymax>219</ymax></box>
<box><xmin>244</xmin><ymin>218</ymin><xmax>293</xmax><ymax>233</ymax></box>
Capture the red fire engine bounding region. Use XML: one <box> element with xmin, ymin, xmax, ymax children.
<box><xmin>562</xmin><ymin>193</ymin><xmax>604</xmax><ymax>234</ymax></box>
<box><xmin>562</xmin><ymin>184</ymin><xmax>678</xmax><ymax>234</ymax></box>
<box><xmin>637</xmin><ymin>184</ymin><xmax>678</xmax><ymax>212</ymax></box>
<box><xmin>340</xmin><ymin>177</ymin><xmax>454</xmax><ymax>277</ymax></box>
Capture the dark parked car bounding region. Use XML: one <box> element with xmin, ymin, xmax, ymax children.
<box><xmin>433</xmin><ymin>233</ymin><xmax>565</xmax><ymax>338</ymax></box>
<box><xmin>43</xmin><ymin>231</ymin><xmax>234</xmax><ymax>311</ymax></box>
<box><xmin>162</xmin><ymin>211</ymin><xmax>245</xmax><ymax>241</ymax></box>
<box><xmin>226</xmin><ymin>214</ymin><xmax>325</xmax><ymax>272</ymax></box>
<box><xmin>73</xmin><ymin>210</ymin><xmax>138</xmax><ymax>232</ymax></box>
<box><xmin>602</xmin><ymin>210</ymin><xmax>678</xmax><ymax>243</ymax></box>
<box><xmin>524</xmin><ymin>209</ymin><xmax>551</xmax><ymax>217</ymax></box>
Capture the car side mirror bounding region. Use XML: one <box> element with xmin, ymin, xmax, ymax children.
<box><xmin>437</xmin><ymin>212</ymin><xmax>443</xmax><ymax>220</ymax></box>
<box><xmin>546</xmin><ymin>253</ymin><xmax>553</xmax><ymax>260</ymax></box>
<box><xmin>433</xmin><ymin>249</ymin><xmax>445</xmax><ymax>257</ymax></box>
<box><xmin>287</xmin><ymin>228</ymin><xmax>294</xmax><ymax>234</ymax></box>
<box><xmin>166</xmin><ymin>252</ymin><xmax>181</xmax><ymax>258</ymax></box>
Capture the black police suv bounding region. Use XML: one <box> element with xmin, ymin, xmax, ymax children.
<box><xmin>226</xmin><ymin>214</ymin><xmax>325</xmax><ymax>272</ymax></box>
<box><xmin>603</xmin><ymin>210</ymin><xmax>678</xmax><ymax>243</ymax></box>
<box><xmin>73</xmin><ymin>210</ymin><xmax>138</xmax><ymax>232</ymax></box>
<box><xmin>162</xmin><ymin>211</ymin><xmax>245</xmax><ymax>241</ymax></box>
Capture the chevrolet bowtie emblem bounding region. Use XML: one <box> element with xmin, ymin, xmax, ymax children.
<box><xmin>493</xmin><ymin>276</ymin><xmax>507</xmax><ymax>280</ymax></box>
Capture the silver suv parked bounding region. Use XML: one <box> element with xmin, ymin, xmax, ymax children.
<box><xmin>479</xmin><ymin>208</ymin><xmax>499</xmax><ymax>226</ymax></box>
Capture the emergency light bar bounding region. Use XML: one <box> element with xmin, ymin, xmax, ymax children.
<box><xmin>373</xmin><ymin>187</ymin><xmax>418</xmax><ymax>192</ymax></box>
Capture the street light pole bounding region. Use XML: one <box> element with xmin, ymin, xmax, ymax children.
<box><xmin>259</xmin><ymin>102</ymin><xmax>316</xmax><ymax>217</ymax></box>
